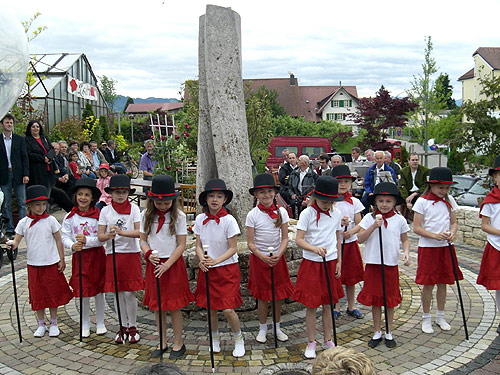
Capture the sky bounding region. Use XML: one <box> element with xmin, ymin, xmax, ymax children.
<box><xmin>8</xmin><ymin>0</ymin><xmax>500</xmax><ymax>101</ymax></box>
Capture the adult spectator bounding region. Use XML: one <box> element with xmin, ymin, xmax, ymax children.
<box><xmin>68</xmin><ymin>140</ymin><xmax>79</xmax><ymax>153</ymax></box>
<box><xmin>0</xmin><ymin>114</ymin><xmax>29</xmax><ymax>237</ymax></box>
<box><xmin>59</xmin><ymin>140</ymin><xmax>69</xmax><ymax>160</ymax></box>
<box><xmin>365</xmin><ymin>149</ymin><xmax>375</xmax><ymax>162</ymax></box>
<box><xmin>361</xmin><ymin>150</ymin><xmax>397</xmax><ymax>212</ymax></box>
<box><xmin>78</xmin><ymin>141</ymin><xmax>97</xmax><ymax>179</ymax></box>
<box><xmin>330</xmin><ymin>154</ymin><xmax>342</xmax><ymax>167</ymax></box>
<box><xmin>139</xmin><ymin>140</ymin><xmax>156</xmax><ymax>192</ymax></box>
<box><xmin>89</xmin><ymin>141</ymin><xmax>107</xmax><ymax>169</ymax></box>
<box><xmin>52</xmin><ymin>142</ymin><xmax>75</xmax><ymax>194</ymax></box>
<box><xmin>99</xmin><ymin>141</ymin><xmax>108</xmax><ymax>154</ymax></box>
<box><xmin>25</xmin><ymin>120</ymin><xmax>56</xmax><ymax>195</ymax></box>
<box><xmin>399</xmin><ymin>152</ymin><xmax>430</xmax><ymax>210</ymax></box>
<box><xmin>351</xmin><ymin>146</ymin><xmax>365</xmax><ymax>162</ymax></box>
<box><xmin>384</xmin><ymin>151</ymin><xmax>401</xmax><ymax>175</ymax></box>
<box><xmin>278</xmin><ymin>152</ymin><xmax>298</xmax><ymax>203</ymax></box>
<box><xmin>314</xmin><ymin>153</ymin><xmax>331</xmax><ymax>176</ymax></box>
<box><xmin>287</xmin><ymin>154</ymin><xmax>318</xmax><ymax>218</ymax></box>
<box><xmin>280</xmin><ymin>148</ymin><xmax>290</xmax><ymax>168</ymax></box>
<box><xmin>103</xmin><ymin>139</ymin><xmax>127</xmax><ymax>174</ymax></box>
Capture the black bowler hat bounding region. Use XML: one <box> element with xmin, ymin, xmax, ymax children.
<box><xmin>104</xmin><ymin>174</ymin><xmax>136</xmax><ymax>194</ymax></box>
<box><xmin>147</xmin><ymin>175</ymin><xmax>180</xmax><ymax>201</ymax></box>
<box><xmin>489</xmin><ymin>156</ymin><xmax>500</xmax><ymax>176</ymax></box>
<box><xmin>249</xmin><ymin>173</ymin><xmax>279</xmax><ymax>195</ymax></box>
<box><xmin>331</xmin><ymin>165</ymin><xmax>356</xmax><ymax>181</ymax></box>
<box><xmin>368</xmin><ymin>182</ymin><xmax>405</xmax><ymax>206</ymax></box>
<box><xmin>69</xmin><ymin>178</ymin><xmax>102</xmax><ymax>199</ymax></box>
<box><xmin>26</xmin><ymin>185</ymin><xmax>49</xmax><ymax>204</ymax></box>
<box><xmin>199</xmin><ymin>178</ymin><xmax>233</xmax><ymax>206</ymax></box>
<box><xmin>427</xmin><ymin>167</ymin><xmax>456</xmax><ymax>184</ymax></box>
<box><xmin>311</xmin><ymin>176</ymin><xmax>344</xmax><ymax>202</ymax></box>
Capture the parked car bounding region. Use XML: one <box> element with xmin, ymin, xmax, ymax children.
<box><xmin>451</xmin><ymin>175</ymin><xmax>480</xmax><ymax>197</ymax></box>
<box><xmin>456</xmin><ymin>178</ymin><xmax>491</xmax><ymax>207</ymax></box>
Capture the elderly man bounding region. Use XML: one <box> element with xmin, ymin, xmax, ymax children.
<box><xmin>330</xmin><ymin>154</ymin><xmax>342</xmax><ymax>167</ymax></box>
<box><xmin>362</xmin><ymin>150</ymin><xmax>397</xmax><ymax>211</ymax></box>
<box><xmin>314</xmin><ymin>153</ymin><xmax>331</xmax><ymax>176</ymax></box>
<box><xmin>287</xmin><ymin>154</ymin><xmax>318</xmax><ymax>218</ymax></box>
<box><xmin>365</xmin><ymin>149</ymin><xmax>375</xmax><ymax>162</ymax></box>
<box><xmin>399</xmin><ymin>152</ymin><xmax>429</xmax><ymax>210</ymax></box>
<box><xmin>384</xmin><ymin>151</ymin><xmax>401</xmax><ymax>175</ymax></box>
<box><xmin>279</xmin><ymin>152</ymin><xmax>297</xmax><ymax>202</ymax></box>
<box><xmin>89</xmin><ymin>141</ymin><xmax>107</xmax><ymax>170</ymax></box>
<box><xmin>139</xmin><ymin>140</ymin><xmax>156</xmax><ymax>192</ymax></box>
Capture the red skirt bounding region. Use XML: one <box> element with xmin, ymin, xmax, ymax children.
<box><xmin>340</xmin><ymin>241</ymin><xmax>364</xmax><ymax>286</ymax></box>
<box><xmin>415</xmin><ymin>246</ymin><xmax>463</xmax><ymax>285</ymax></box>
<box><xmin>477</xmin><ymin>242</ymin><xmax>500</xmax><ymax>289</ymax></box>
<box><xmin>247</xmin><ymin>253</ymin><xmax>295</xmax><ymax>301</ymax></box>
<box><xmin>28</xmin><ymin>264</ymin><xmax>73</xmax><ymax>311</ymax></box>
<box><xmin>143</xmin><ymin>256</ymin><xmax>195</xmax><ymax>311</ymax></box>
<box><xmin>292</xmin><ymin>259</ymin><xmax>344</xmax><ymax>308</ymax></box>
<box><xmin>357</xmin><ymin>264</ymin><xmax>401</xmax><ymax>308</ymax></box>
<box><xmin>194</xmin><ymin>263</ymin><xmax>243</xmax><ymax>310</ymax></box>
<box><xmin>104</xmin><ymin>253</ymin><xmax>145</xmax><ymax>292</ymax></box>
<box><xmin>69</xmin><ymin>246</ymin><xmax>106</xmax><ymax>297</ymax></box>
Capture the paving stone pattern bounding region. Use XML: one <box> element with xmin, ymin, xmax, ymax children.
<box><xmin>1</xmin><ymin>214</ymin><xmax>500</xmax><ymax>374</ymax></box>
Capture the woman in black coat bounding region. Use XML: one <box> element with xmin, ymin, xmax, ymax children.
<box><xmin>25</xmin><ymin>120</ymin><xmax>56</xmax><ymax>194</ymax></box>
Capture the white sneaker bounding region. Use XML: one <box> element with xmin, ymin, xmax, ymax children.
<box><xmin>304</xmin><ymin>341</ymin><xmax>316</xmax><ymax>359</ymax></box>
<box><xmin>82</xmin><ymin>328</ymin><xmax>90</xmax><ymax>338</ymax></box>
<box><xmin>34</xmin><ymin>325</ymin><xmax>47</xmax><ymax>338</ymax></box>
<box><xmin>211</xmin><ymin>335</ymin><xmax>221</xmax><ymax>353</ymax></box>
<box><xmin>49</xmin><ymin>325</ymin><xmax>60</xmax><ymax>337</ymax></box>
<box><xmin>321</xmin><ymin>339</ymin><xmax>335</xmax><ymax>350</ymax></box>
<box><xmin>96</xmin><ymin>325</ymin><xmax>107</xmax><ymax>335</ymax></box>
<box><xmin>276</xmin><ymin>329</ymin><xmax>288</xmax><ymax>342</ymax></box>
<box><xmin>232</xmin><ymin>337</ymin><xmax>245</xmax><ymax>358</ymax></box>
<box><xmin>256</xmin><ymin>330</ymin><xmax>267</xmax><ymax>343</ymax></box>
<box><xmin>436</xmin><ymin>318</ymin><xmax>451</xmax><ymax>331</ymax></box>
<box><xmin>422</xmin><ymin>319</ymin><xmax>434</xmax><ymax>334</ymax></box>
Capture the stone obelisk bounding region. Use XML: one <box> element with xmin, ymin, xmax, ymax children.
<box><xmin>197</xmin><ymin>5</ymin><xmax>253</xmax><ymax>231</ymax></box>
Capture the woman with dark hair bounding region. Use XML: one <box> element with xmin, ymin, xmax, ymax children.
<box><xmin>78</xmin><ymin>141</ymin><xmax>97</xmax><ymax>179</ymax></box>
<box><xmin>25</xmin><ymin>120</ymin><xmax>56</xmax><ymax>193</ymax></box>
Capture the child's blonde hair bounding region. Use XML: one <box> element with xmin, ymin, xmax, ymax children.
<box><xmin>312</xmin><ymin>346</ymin><xmax>376</xmax><ymax>375</ymax></box>
<box><xmin>252</xmin><ymin>196</ymin><xmax>283</xmax><ymax>227</ymax></box>
<box><xmin>308</xmin><ymin>196</ymin><xmax>334</xmax><ymax>209</ymax></box>
<box><xmin>143</xmin><ymin>198</ymin><xmax>180</xmax><ymax>236</ymax></box>
<box><xmin>424</xmin><ymin>184</ymin><xmax>452</xmax><ymax>206</ymax></box>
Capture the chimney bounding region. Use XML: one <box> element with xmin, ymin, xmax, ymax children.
<box><xmin>289</xmin><ymin>72</ymin><xmax>295</xmax><ymax>86</ymax></box>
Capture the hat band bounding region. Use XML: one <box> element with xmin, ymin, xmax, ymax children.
<box><xmin>428</xmin><ymin>180</ymin><xmax>453</xmax><ymax>184</ymax></box>
<box><xmin>110</xmin><ymin>186</ymin><xmax>131</xmax><ymax>190</ymax></box>
<box><xmin>377</xmin><ymin>192</ymin><xmax>395</xmax><ymax>195</ymax></box>
<box><xmin>254</xmin><ymin>184</ymin><xmax>276</xmax><ymax>189</ymax></box>
<box><xmin>147</xmin><ymin>191</ymin><xmax>176</xmax><ymax>198</ymax></box>
<box><xmin>335</xmin><ymin>175</ymin><xmax>353</xmax><ymax>179</ymax></box>
<box><xmin>496</xmin><ymin>166</ymin><xmax>500</xmax><ymax>170</ymax></box>
<box><xmin>26</xmin><ymin>196</ymin><xmax>49</xmax><ymax>203</ymax></box>
<box><xmin>313</xmin><ymin>190</ymin><xmax>339</xmax><ymax>198</ymax></box>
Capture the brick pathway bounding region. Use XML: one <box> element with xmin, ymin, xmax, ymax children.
<box><xmin>1</xmin><ymin>214</ymin><xmax>499</xmax><ymax>374</ymax></box>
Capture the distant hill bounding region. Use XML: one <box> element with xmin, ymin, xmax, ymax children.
<box><xmin>114</xmin><ymin>95</ymin><xmax>180</xmax><ymax>112</ymax></box>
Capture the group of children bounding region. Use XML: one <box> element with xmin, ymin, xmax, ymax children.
<box><xmin>7</xmin><ymin>155</ymin><xmax>500</xmax><ymax>361</ymax></box>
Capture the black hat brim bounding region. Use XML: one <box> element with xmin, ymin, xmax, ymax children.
<box><xmin>199</xmin><ymin>190</ymin><xmax>233</xmax><ymax>206</ymax></box>
<box><xmin>105</xmin><ymin>187</ymin><xmax>136</xmax><ymax>195</ymax></box>
<box><xmin>311</xmin><ymin>191</ymin><xmax>344</xmax><ymax>202</ymax></box>
<box><xmin>489</xmin><ymin>168</ymin><xmax>500</xmax><ymax>176</ymax></box>
<box><xmin>69</xmin><ymin>185</ymin><xmax>102</xmax><ymax>200</ymax></box>
<box><xmin>147</xmin><ymin>190</ymin><xmax>180</xmax><ymax>201</ymax></box>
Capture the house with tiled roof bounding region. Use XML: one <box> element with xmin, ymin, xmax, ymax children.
<box><xmin>244</xmin><ymin>74</ymin><xmax>360</xmax><ymax>133</ymax></box>
<box><xmin>458</xmin><ymin>47</ymin><xmax>500</xmax><ymax>107</ymax></box>
<box><xmin>124</xmin><ymin>102</ymin><xmax>184</xmax><ymax>114</ymax></box>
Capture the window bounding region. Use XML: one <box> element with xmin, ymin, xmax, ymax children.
<box><xmin>331</xmin><ymin>100</ymin><xmax>339</xmax><ymax>107</ymax></box>
<box><xmin>339</xmin><ymin>100</ymin><xmax>344</xmax><ymax>107</ymax></box>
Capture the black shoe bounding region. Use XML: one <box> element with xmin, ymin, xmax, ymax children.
<box><xmin>169</xmin><ymin>344</ymin><xmax>186</xmax><ymax>359</ymax></box>
<box><xmin>368</xmin><ymin>337</ymin><xmax>382</xmax><ymax>348</ymax></box>
<box><xmin>151</xmin><ymin>345</ymin><xmax>169</xmax><ymax>358</ymax></box>
<box><xmin>385</xmin><ymin>338</ymin><xmax>397</xmax><ymax>348</ymax></box>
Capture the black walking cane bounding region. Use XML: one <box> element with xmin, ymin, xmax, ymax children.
<box><xmin>111</xmin><ymin>239</ymin><xmax>126</xmax><ymax>344</ymax></box>
<box><xmin>79</xmin><ymin>250</ymin><xmax>83</xmax><ymax>345</ymax></box>
<box><xmin>152</xmin><ymin>251</ymin><xmax>164</xmax><ymax>361</ymax></box>
<box><xmin>6</xmin><ymin>242</ymin><xmax>22</xmax><ymax>344</ymax></box>
<box><xmin>203</xmin><ymin>245</ymin><xmax>215</xmax><ymax>373</ymax></box>
<box><xmin>268</xmin><ymin>247</ymin><xmax>278</xmax><ymax>349</ymax></box>
<box><xmin>376</xmin><ymin>214</ymin><xmax>390</xmax><ymax>335</ymax></box>
<box><xmin>322</xmin><ymin>255</ymin><xmax>338</xmax><ymax>346</ymax></box>
<box><xmin>448</xmin><ymin>241</ymin><xmax>469</xmax><ymax>340</ymax></box>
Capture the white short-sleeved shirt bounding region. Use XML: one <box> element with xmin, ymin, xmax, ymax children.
<box><xmin>480</xmin><ymin>203</ymin><xmax>500</xmax><ymax>251</ymax></box>
<box><xmin>15</xmin><ymin>216</ymin><xmax>61</xmax><ymax>266</ymax></box>
<box><xmin>335</xmin><ymin>198</ymin><xmax>364</xmax><ymax>243</ymax></box>
<box><xmin>296</xmin><ymin>205</ymin><xmax>341</xmax><ymax>262</ymax></box>
<box><xmin>246</xmin><ymin>206</ymin><xmax>289</xmax><ymax>256</ymax></box>
<box><xmin>359</xmin><ymin>213</ymin><xmax>410</xmax><ymax>266</ymax></box>
<box><xmin>413</xmin><ymin>195</ymin><xmax>458</xmax><ymax>247</ymax></box>
<box><xmin>62</xmin><ymin>214</ymin><xmax>103</xmax><ymax>252</ymax></box>
<box><xmin>140</xmin><ymin>209</ymin><xmax>187</xmax><ymax>258</ymax></box>
<box><xmin>193</xmin><ymin>213</ymin><xmax>240</xmax><ymax>267</ymax></box>
<box><xmin>98</xmin><ymin>204</ymin><xmax>141</xmax><ymax>254</ymax></box>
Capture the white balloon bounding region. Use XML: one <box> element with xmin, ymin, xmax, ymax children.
<box><xmin>0</xmin><ymin>10</ymin><xmax>29</xmax><ymax>121</ymax></box>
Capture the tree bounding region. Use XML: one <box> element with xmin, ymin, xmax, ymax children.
<box><xmin>435</xmin><ymin>73</ymin><xmax>457</xmax><ymax>110</ymax></box>
<box><xmin>22</xmin><ymin>12</ymin><xmax>47</xmax><ymax>42</ymax></box>
<box><xmin>177</xmin><ymin>80</ymin><xmax>199</xmax><ymax>154</ymax></box>
<box><xmin>123</xmin><ymin>97</ymin><xmax>134</xmax><ymax>112</ymax></box>
<box><xmin>353</xmin><ymin>86</ymin><xmax>417</xmax><ymax>149</ymax></box>
<box><xmin>99</xmin><ymin>75</ymin><xmax>118</xmax><ymax>111</ymax></box>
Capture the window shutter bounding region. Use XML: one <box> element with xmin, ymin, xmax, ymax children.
<box><xmin>340</xmin><ymin>100</ymin><xmax>344</xmax><ymax>107</ymax></box>
<box><xmin>331</xmin><ymin>101</ymin><xmax>333</xmax><ymax>107</ymax></box>
<box><xmin>334</xmin><ymin>113</ymin><xmax>338</xmax><ymax>120</ymax></box>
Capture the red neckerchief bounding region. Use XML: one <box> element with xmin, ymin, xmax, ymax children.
<box><xmin>156</xmin><ymin>208</ymin><xmax>171</xmax><ymax>233</ymax></box>
<box><xmin>202</xmin><ymin>207</ymin><xmax>228</xmax><ymax>225</ymax></box>
<box><xmin>480</xmin><ymin>186</ymin><xmax>500</xmax><ymax>217</ymax></box>
<box><xmin>67</xmin><ymin>206</ymin><xmax>100</xmax><ymax>220</ymax></box>
<box><xmin>343</xmin><ymin>191</ymin><xmax>353</xmax><ymax>205</ymax></box>
<box><xmin>374</xmin><ymin>209</ymin><xmax>396</xmax><ymax>228</ymax></box>
<box><xmin>421</xmin><ymin>192</ymin><xmax>452</xmax><ymax>209</ymax></box>
<box><xmin>258</xmin><ymin>202</ymin><xmax>279</xmax><ymax>220</ymax></box>
<box><xmin>112</xmin><ymin>200</ymin><xmax>131</xmax><ymax>214</ymax></box>
<box><xmin>311</xmin><ymin>202</ymin><xmax>331</xmax><ymax>226</ymax></box>
<box><xmin>28</xmin><ymin>212</ymin><xmax>50</xmax><ymax>227</ymax></box>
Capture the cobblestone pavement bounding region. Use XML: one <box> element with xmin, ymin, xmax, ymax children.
<box><xmin>1</xmin><ymin>212</ymin><xmax>500</xmax><ymax>374</ymax></box>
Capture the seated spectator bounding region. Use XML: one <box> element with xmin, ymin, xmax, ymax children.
<box><xmin>68</xmin><ymin>151</ymin><xmax>83</xmax><ymax>180</ymax></box>
<box><xmin>78</xmin><ymin>141</ymin><xmax>97</xmax><ymax>179</ymax></box>
<box><xmin>365</xmin><ymin>149</ymin><xmax>375</xmax><ymax>162</ymax></box>
<box><xmin>102</xmin><ymin>139</ymin><xmax>127</xmax><ymax>174</ymax></box>
<box><xmin>330</xmin><ymin>154</ymin><xmax>342</xmax><ymax>167</ymax></box>
<box><xmin>68</xmin><ymin>140</ymin><xmax>79</xmax><ymax>153</ymax></box>
<box><xmin>315</xmin><ymin>153</ymin><xmax>331</xmax><ymax>176</ymax></box>
<box><xmin>58</xmin><ymin>140</ymin><xmax>69</xmax><ymax>161</ymax></box>
<box><xmin>89</xmin><ymin>141</ymin><xmax>107</xmax><ymax>170</ymax></box>
<box><xmin>384</xmin><ymin>151</ymin><xmax>401</xmax><ymax>176</ymax></box>
<box><xmin>361</xmin><ymin>150</ymin><xmax>397</xmax><ymax>213</ymax></box>
<box><xmin>312</xmin><ymin>346</ymin><xmax>376</xmax><ymax>375</ymax></box>
<box><xmin>52</xmin><ymin>142</ymin><xmax>75</xmax><ymax>193</ymax></box>
<box><xmin>96</xmin><ymin>163</ymin><xmax>113</xmax><ymax>210</ymax></box>
<box><xmin>351</xmin><ymin>146</ymin><xmax>365</xmax><ymax>162</ymax></box>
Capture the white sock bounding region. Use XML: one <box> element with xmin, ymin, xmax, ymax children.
<box><xmin>496</xmin><ymin>291</ymin><xmax>500</xmax><ymax>316</ymax></box>
<box><xmin>115</xmin><ymin>292</ymin><xmax>128</xmax><ymax>327</ymax></box>
<box><xmin>385</xmin><ymin>331</ymin><xmax>393</xmax><ymax>340</ymax></box>
<box><xmin>82</xmin><ymin>297</ymin><xmax>91</xmax><ymax>329</ymax></box>
<box><xmin>372</xmin><ymin>331</ymin><xmax>382</xmax><ymax>340</ymax></box>
<box><xmin>422</xmin><ymin>313</ymin><xmax>431</xmax><ymax>320</ymax></box>
<box><xmin>259</xmin><ymin>323</ymin><xmax>268</xmax><ymax>331</ymax></box>
<box><xmin>436</xmin><ymin>310</ymin><xmax>445</xmax><ymax>319</ymax></box>
<box><xmin>38</xmin><ymin>318</ymin><xmax>46</xmax><ymax>326</ymax></box>
<box><xmin>272</xmin><ymin>322</ymin><xmax>281</xmax><ymax>330</ymax></box>
<box><xmin>124</xmin><ymin>291</ymin><xmax>138</xmax><ymax>327</ymax></box>
<box><xmin>232</xmin><ymin>330</ymin><xmax>243</xmax><ymax>340</ymax></box>
<box><xmin>95</xmin><ymin>293</ymin><xmax>105</xmax><ymax>327</ymax></box>
<box><xmin>212</xmin><ymin>330</ymin><xmax>220</xmax><ymax>337</ymax></box>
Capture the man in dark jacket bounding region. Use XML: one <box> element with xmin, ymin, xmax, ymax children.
<box><xmin>278</xmin><ymin>152</ymin><xmax>297</xmax><ymax>204</ymax></box>
<box><xmin>0</xmin><ymin>114</ymin><xmax>29</xmax><ymax>236</ymax></box>
<box><xmin>102</xmin><ymin>139</ymin><xmax>127</xmax><ymax>174</ymax></box>
<box><xmin>399</xmin><ymin>152</ymin><xmax>430</xmax><ymax>209</ymax></box>
<box><xmin>287</xmin><ymin>154</ymin><xmax>318</xmax><ymax>218</ymax></box>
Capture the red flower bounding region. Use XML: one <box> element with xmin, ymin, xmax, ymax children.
<box><xmin>185</xmin><ymin>132</ymin><xmax>190</xmax><ymax>137</ymax></box>
<box><xmin>150</xmin><ymin>135</ymin><xmax>154</xmax><ymax>139</ymax></box>
<box><xmin>185</xmin><ymin>124</ymin><xmax>190</xmax><ymax>129</ymax></box>
<box><xmin>166</xmin><ymin>166</ymin><xmax>171</xmax><ymax>170</ymax></box>
<box><xmin>161</xmin><ymin>136</ymin><xmax>165</xmax><ymax>141</ymax></box>
<box><xmin>175</xmin><ymin>135</ymin><xmax>180</xmax><ymax>140</ymax></box>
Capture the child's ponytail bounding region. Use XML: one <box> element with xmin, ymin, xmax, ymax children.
<box><xmin>273</xmin><ymin>197</ymin><xmax>283</xmax><ymax>228</ymax></box>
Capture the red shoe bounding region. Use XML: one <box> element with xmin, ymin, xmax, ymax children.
<box><xmin>128</xmin><ymin>326</ymin><xmax>140</xmax><ymax>343</ymax></box>
<box><xmin>115</xmin><ymin>327</ymin><xmax>128</xmax><ymax>344</ymax></box>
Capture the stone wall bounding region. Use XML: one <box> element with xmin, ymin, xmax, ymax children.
<box><xmin>455</xmin><ymin>206</ymin><xmax>487</xmax><ymax>248</ymax></box>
